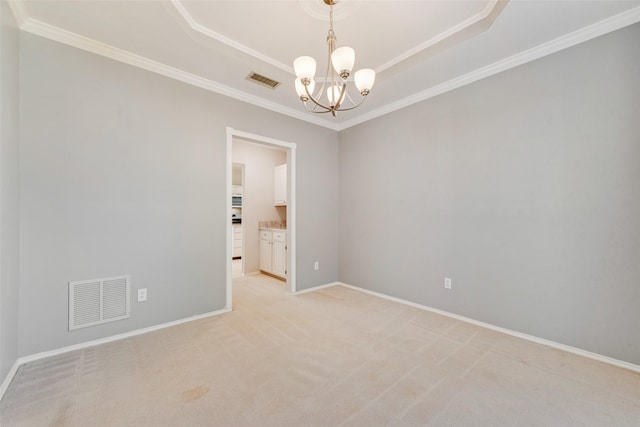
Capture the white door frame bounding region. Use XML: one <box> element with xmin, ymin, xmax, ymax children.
<box><xmin>226</xmin><ymin>127</ymin><xmax>297</xmax><ymax>310</ymax></box>
<box><xmin>231</xmin><ymin>162</ymin><xmax>246</xmax><ymax>275</ymax></box>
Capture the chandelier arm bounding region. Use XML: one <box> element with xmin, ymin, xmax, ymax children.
<box><xmin>293</xmin><ymin>0</ymin><xmax>373</xmax><ymax>117</ymax></box>
<box><xmin>308</xmin><ymin>32</ymin><xmax>332</xmax><ymax>108</ymax></box>
<box><xmin>301</xmin><ymin>101</ymin><xmax>334</xmax><ymax>114</ymax></box>
<box><xmin>314</xmin><ymin>75</ymin><xmax>329</xmax><ymax>103</ymax></box>
<box><xmin>301</xmin><ymin>28</ymin><xmax>336</xmax><ymax>113</ymax></box>
<box><xmin>342</xmin><ymin>88</ymin><xmax>358</xmax><ymax>107</ymax></box>
<box><xmin>335</xmin><ymin>82</ymin><xmax>348</xmax><ymax>109</ymax></box>
<box><xmin>304</xmin><ymin>84</ymin><xmax>332</xmax><ymax>112</ymax></box>
<box><xmin>334</xmin><ymin>93</ymin><xmax>370</xmax><ymax>112</ymax></box>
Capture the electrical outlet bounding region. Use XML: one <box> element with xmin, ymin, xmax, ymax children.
<box><xmin>444</xmin><ymin>278</ymin><xmax>452</xmax><ymax>290</ymax></box>
<box><xmin>314</xmin><ymin>261</ymin><xmax>319</xmax><ymax>270</ymax></box>
<box><xmin>137</xmin><ymin>288</ymin><xmax>147</xmax><ymax>302</ymax></box>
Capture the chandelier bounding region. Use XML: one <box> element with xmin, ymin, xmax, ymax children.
<box><xmin>293</xmin><ymin>0</ymin><xmax>375</xmax><ymax>116</ymax></box>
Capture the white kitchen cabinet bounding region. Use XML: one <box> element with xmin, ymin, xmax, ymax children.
<box><xmin>259</xmin><ymin>229</ymin><xmax>287</xmax><ymax>280</ymax></box>
<box><xmin>259</xmin><ymin>230</ymin><xmax>272</xmax><ymax>272</ymax></box>
<box><xmin>232</xmin><ymin>224</ymin><xmax>242</xmax><ymax>259</ymax></box>
<box><xmin>272</xmin><ymin>231</ymin><xmax>287</xmax><ymax>278</ymax></box>
<box><xmin>274</xmin><ymin>164</ymin><xmax>287</xmax><ymax>206</ymax></box>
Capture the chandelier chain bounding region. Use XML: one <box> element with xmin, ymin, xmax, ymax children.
<box><xmin>328</xmin><ymin>4</ymin><xmax>335</xmax><ymax>42</ymax></box>
<box><xmin>330</xmin><ymin>4</ymin><xmax>334</xmax><ymax>33</ymax></box>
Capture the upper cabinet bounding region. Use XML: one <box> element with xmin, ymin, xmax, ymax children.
<box><xmin>274</xmin><ymin>163</ymin><xmax>287</xmax><ymax>206</ymax></box>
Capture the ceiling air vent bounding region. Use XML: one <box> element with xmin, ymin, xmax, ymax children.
<box><xmin>246</xmin><ymin>72</ymin><xmax>281</xmax><ymax>89</ymax></box>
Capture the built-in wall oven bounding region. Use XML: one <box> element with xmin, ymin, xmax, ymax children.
<box><xmin>232</xmin><ymin>194</ymin><xmax>242</xmax><ymax>208</ymax></box>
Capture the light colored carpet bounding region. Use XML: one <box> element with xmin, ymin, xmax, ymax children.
<box><xmin>2</xmin><ymin>274</ymin><xmax>639</xmax><ymax>426</ymax></box>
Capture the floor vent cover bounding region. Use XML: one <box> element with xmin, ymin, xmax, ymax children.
<box><xmin>246</xmin><ymin>72</ymin><xmax>281</xmax><ymax>89</ymax></box>
<box><xmin>69</xmin><ymin>275</ymin><xmax>130</xmax><ymax>331</ymax></box>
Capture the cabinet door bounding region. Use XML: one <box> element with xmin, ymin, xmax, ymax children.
<box><xmin>272</xmin><ymin>241</ymin><xmax>287</xmax><ymax>278</ymax></box>
<box><xmin>274</xmin><ymin>164</ymin><xmax>287</xmax><ymax>206</ymax></box>
<box><xmin>260</xmin><ymin>239</ymin><xmax>272</xmax><ymax>273</ymax></box>
<box><xmin>232</xmin><ymin>225</ymin><xmax>243</xmax><ymax>257</ymax></box>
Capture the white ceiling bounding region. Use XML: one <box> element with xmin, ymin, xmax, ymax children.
<box><xmin>10</xmin><ymin>0</ymin><xmax>640</xmax><ymax>130</ymax></box>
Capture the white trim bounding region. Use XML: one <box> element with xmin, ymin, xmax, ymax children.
<box><xmin>170</xmin><ymin>0</ymin><xmax>500</xmax><ymax>77</ymax></box>
<box><xmin>244</xmin><ymin>271</ymin><xmax>262</xmax><ymax>277</ymax></box>
<box><xmin>20</xmin><ymin>308</ymin><xmax>230</xmax><ymax>366</ymax></box>
<box><xmin>335</xmin><ymin>282</ymin><xmax>640</xmax><ymax>374</ymax></box>
<box><xmin>0</xmin><ymin>359</ymin><xmax>21</xmax><ymax>402</ymax></box>
<box><xmin>18</xmin><ymin>18</ymin><xmax>340</xmax><ymax>131</ymax></box>
<box><xmin>375</xmin><ymin>0</ymin><xmax>500</xmax><ymax>74</ymax></box>
<box><xmin>226</xmin><ymin>128</ymin><xmax>234</xmax><ymax>310</ymax></box>
<box><xmin>227</xmin><ymin>128</ymin><xmax>298</xmax><ymax>300</ymax></box>
<box><xmin>335</xmin><ymin>5</ymin><xmax>640</xmax><ymax>131</ymax></box>
<box><xmin>12</xmin><ymin>6</ymin><xmax>640</xmax><ymax>131</ymax></box>
<box><xmin>230</xmin><ymin>129</ymin><xmax>297</xmax><ymax>151</ymax></box>
<box><xmin>170</xmin><ymin>0</ymin><xmax>293</xmax><ymax>74</ymax></box>
<box><xmin>0</xmin><ymin>307</ymin><xmax>229</xmax><ymax>402</ymax></box>
<box><xmin>292</xmin><ymin>281</ymin><xmax>340</xmax><ymax>296</ymax></box>
<box><xmin>286</xmin><ymin>147</ymin><xmax>296</xmax><ymax>294</ymax></box>
<box><xmin>6</xmin><ymin>0</ymin><xmax>27</xmax><ymax>27</ymax></box>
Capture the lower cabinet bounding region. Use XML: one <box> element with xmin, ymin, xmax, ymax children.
<box><xmin>232</xmin><ymin>224</ymin><xmax>242</xmax><ymax>259</ymax></box>
<box><xmin>260</xmin><ymin>229</ymin><xmax>287</xmax><ymax>280</ymax></box>
<box><xmin>272</xmin><ymin>236</ymin><xmax>287</xmax><ymax>278</ymax></box>
<box><xmin>259</xmin><ymin>236</ymin><xmax>272</xmax><ymax>271</ymax></box>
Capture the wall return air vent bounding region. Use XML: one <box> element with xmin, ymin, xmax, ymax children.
<box><xmin>69</xmin><ymin>275</ymin><xmax>131</xmax><ymax>331</ymax></box>
<box><xmin>246</xmin><ymin>72</ymin><xmax>281</xmax><ymax>89</ymax></box>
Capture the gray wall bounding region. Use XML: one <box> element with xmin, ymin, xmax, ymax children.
<box><xmin>0</xmin><ymin>0</ymin><xmax>20</xmax><ymax>383</ymax></box>
<box><xmin>15</xmin><ymin>12</ymin><xmax>637</xmax><ymax>367</ymax></box>
<box><xmin>19</xmin><ymin>32</ymin><xmax>339</xmax><ymax>356</ymax></box>
<box><xmin>232</xmin><ymin>140</ymin><xmax>286</xmax><ymax>274</ymax></box>
<box><xmin>339</xmin><ymin>23</ymin><xmax>640</xmax><ymax>365</ymax></box>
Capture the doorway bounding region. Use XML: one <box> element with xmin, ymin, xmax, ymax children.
<box><xmin>231</xmin><ymin>163</ymin><xmax>244</xmax><ymax>278</ymax></box>
<box><xmin>225</xmin><ymin>127</ymin><xmax>297</xmax><ymax>310</ymax></box>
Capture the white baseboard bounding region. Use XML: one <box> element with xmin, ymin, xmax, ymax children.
<box><xmin>243</xmin><ymin>271</ymin><xmax>261</xmax><ymax>276</ymax></box>
<box><xmin>293</xmin><ymin>281</ymin><xmax>340</xmax><ymax>295</ymax></box>
<box><xmin>0</xmin><ymin>307</ymin><xmax>231</xmax><ymax>402</ymax></box>
<box><xmin>19</xmin><ymin>307</ymin><xmax>231</xmax><ymax>365</ymax></box>
<box><xmin>4</xmin><ymin>281</ymin><xmax>637</xmax><ymax>403</ymax></box>
<box><xmin>0</xmin><ymin>359</ymin><xmax>21</xmax><ymax>402</ymax></box>
<box><xmin>335</xmin><ymin>282</ymin><xmax>640</xmax><ymax>374</ymax></box>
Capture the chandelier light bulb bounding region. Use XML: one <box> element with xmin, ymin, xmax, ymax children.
<box><xmin>295</xmin><ymin>78</ymin><xmax>315</xmax><ymax>100</ymax></box>
<box><xmin>326</xmin><ymin>85</ymin><xmax>341</xmax><ymax>107</ymax></box>
<box><xmin>354</xmin><ymin>69</ymin><xmax>376</xmax><ymax>95</ymax></box>
<box><xmin>293</xmin><ymin>56</ymin><xmax>316</xmax><ymax>80</ymax></box>
<box><xmin>292</xmin><ymin>1</ymin><xmax>373</xmax><ymax>116</ymax></box>
<box><xmin>331</xmin><ymin>46</ymin><xmax>355</xmax><ymax>79</ymax></box>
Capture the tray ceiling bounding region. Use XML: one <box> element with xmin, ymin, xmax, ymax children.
<box><xmin>10</xmin><ymin>0</ymin><xmax>640</xmax><ymax>130</ymax></box>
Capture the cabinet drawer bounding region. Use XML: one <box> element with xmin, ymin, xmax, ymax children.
<box><xmin>273</xmin><ymin>231</ymin><xmax>286</xmax><ymax>242</ymax></box>
<box><xmin>233</xmin><ymin>229</ymin><xmax>242</xmax><ymax>237</ymax></box>
<box><xmin>260</xmin><ymin>230</ymin><xmax>272</xmax><ymax>240</ymax></box>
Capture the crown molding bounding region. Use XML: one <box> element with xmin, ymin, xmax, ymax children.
<box><xmin>170</xmin><ymin>0</ymin><xmax>294</xmax><ymax>74</ymax></box>
<box><xmin>12</xmin><ymin>3</ymin><xmax>640</xmax><ymax>132</ymax></box>
<box><xmin>170</xmin><ymin>0</ymin><xmax>502</xmax><ymax>77</ymax></box>
<box><xmin>376</xmin><ymin>0</ymin><xmax>502</xmax><ymax>74</ymax></box>
<box><xmin>6</xmin><ymin>0</ymin><xmax>27</xmax><ymax>26</ymax></box>
<box><xmin>336</xmin><ymin>5</ymin><xmax>640</xmax><ymax>131</ymax></box>
<box><xmin>18</xmin><ymin>17</ymin><xmax>340</xmax><ymax>131</ymax></box>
